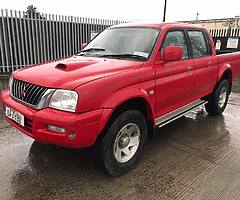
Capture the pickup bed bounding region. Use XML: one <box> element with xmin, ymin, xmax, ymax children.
<box><xmin>1</xmin><ymin>22</ymin><xmax>240</xmax><ymax>176</ymax></box>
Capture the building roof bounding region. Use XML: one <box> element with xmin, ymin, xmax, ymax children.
<box><xmin>184</xmin><ymin>16</ymin><xmax>240</xmax><ymax>24</ymax></box>
<box><xmin>110</xmin><ymin>22</ymin><xmax>205</xmax><ymax>29</ymax></box>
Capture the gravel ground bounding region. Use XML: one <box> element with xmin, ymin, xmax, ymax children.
<box><xmin>0</xmin><ymin>77</ymin><xmax>240</xmax><ymax>200</ymax></box>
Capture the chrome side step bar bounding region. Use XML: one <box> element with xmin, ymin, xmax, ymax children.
<box><xmin>155</xmin><ymin>100</ymin><xmax>207</xmax><ymax>128</ymax></box>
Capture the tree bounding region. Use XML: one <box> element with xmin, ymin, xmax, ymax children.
<box><xmin>24</xmin><ymin>5</ymin><xmax>43</xmax><ymax>19</ymax></box>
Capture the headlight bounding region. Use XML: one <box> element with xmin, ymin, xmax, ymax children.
<box><xmin>9</xmin><ymin>75</ymin><xmax>13</xmax><ymax>94</ymax></box>
<box><xmin>49</xmin><ymin>90</ymin><xmax>78</xmax><ymax>112</ymax></box>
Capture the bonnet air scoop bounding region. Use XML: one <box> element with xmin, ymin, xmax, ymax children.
<box><xmin>54</xmin><ymin>60</ymin><xmax>99</xmax><ymax>71</ymax></box>
<box><xmin>55</xmin><ymin>63</ymin><xmax>67</xmax><ymax>70</ymax></box>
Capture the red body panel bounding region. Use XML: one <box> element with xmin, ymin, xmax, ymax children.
<box><xmin>1</xmin><ymin>90</ymin><xmax>106</xmax><ymax>148</ymax></box>
<box><xmin>217</xmin><ymin>52</ymin><xmax>240</xmax><ymax>80</ymax></box>
<box><xmin>191</xmin><ymin>56</ymin><xmax>218</xmax><ymax>100</ymax></box>
<box><xmin>155</xmin><ymin>58</ymin><xmax>195</xmax><ymax>116</ymax></box>
<box><xmin>1</xmin><ymin>22</ymin><xmax>240</xmax><ymax>148</ymax></box>
<box><xmin>13</xmin><ymin>56</ymin><xmax>143</xmax><ymax>90</ymax></box>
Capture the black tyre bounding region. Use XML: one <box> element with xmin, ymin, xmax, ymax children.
<box><xmin>99</xmin><ymin>110</ymin><xmax>148</xmax><ymax>176</ymax></box>
<box><xmin>205</xmin><ymin>80</ymin><xmax>230</xmax><ymax>116</ymax></box>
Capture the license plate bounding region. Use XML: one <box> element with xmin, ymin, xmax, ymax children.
<box><xmin>4</xmin><ymin>106</ymin><xmax>25</xmax><ymax>127</ymax></box>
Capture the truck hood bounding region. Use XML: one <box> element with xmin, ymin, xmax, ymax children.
<box><xmin>13</xmin><ymin>56</ymin><xmax>144</xmax><ymax>90</ymax></box>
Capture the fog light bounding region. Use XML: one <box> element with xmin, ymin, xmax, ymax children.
<box><xmin>68</xmin><ymin>131</ymin><xmax>76</xmax><ymax>140</ymax></box>
<box><xmin>48</xmin><ymin>125</ymin><xmax>66</xmax><ymax>133</ymax></box>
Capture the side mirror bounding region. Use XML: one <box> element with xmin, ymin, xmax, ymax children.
<box><xmin>163</xmin><ymin>46</ymin><xmax>183</xmax><ymax>62</ymax></box>
<box><xmin>81</xmin><ymin>43</ymin><xmax>87</xmax><ymax>50</ymax></box>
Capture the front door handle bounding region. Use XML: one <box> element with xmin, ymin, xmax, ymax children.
<box><xmin>187</xmin><ymin>66</ymin><xmax>193</xmax><ymax>75</ymax></box>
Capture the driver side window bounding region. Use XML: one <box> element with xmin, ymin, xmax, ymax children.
<box><xmin>161</xmin><ymin>31</ymin><xmax>189</xmax><ymax>60</ymax></box>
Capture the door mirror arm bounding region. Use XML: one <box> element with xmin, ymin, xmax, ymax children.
<box><xmin>154</xmin><ymin>51</ymin><xmax>164</xmax><ymax>65</ymax></box>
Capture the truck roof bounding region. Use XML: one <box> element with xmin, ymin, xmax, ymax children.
<box><xmin>111</xmin><ymin>22</ymin><xmax>205</xmax><ymax>30</ymax></box>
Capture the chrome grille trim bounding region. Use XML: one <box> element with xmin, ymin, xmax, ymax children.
<box><xmin>10</xmin><ymin>78</ymin><xmax>49</xmax><ymax>108</ymax></box>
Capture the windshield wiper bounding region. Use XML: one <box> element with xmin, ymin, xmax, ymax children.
<box><xmin>100</xmin><ymin>54</ymin><xmax>148</xmax><ymax>61</ymax></box>
<box><xmin>78</xmin><ymin>47</ymin><xmax>106</xmax><ymax>53</ymax></box>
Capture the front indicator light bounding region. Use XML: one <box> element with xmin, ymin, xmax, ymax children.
<box><xmin>48</xmin><ymin>125</ymin><xmax>66</xmax><ymax>133</ymax></box>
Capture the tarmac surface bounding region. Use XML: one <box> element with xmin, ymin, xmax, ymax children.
<box><xmin>0</xmin><ymin>76</ymin><xmax>240</xmax><ymax>200</ymax></box>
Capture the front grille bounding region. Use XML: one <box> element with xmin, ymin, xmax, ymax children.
<box><xmin>11</xmin><ymin>78</ymin><xmax>49</xmax><ymax>107</ymax></box>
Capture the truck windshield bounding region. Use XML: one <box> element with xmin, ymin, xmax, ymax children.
<box><xmin>78</xmin><ymin>27</ymin><xmax>160</xmax><ymax>60</ymax></box>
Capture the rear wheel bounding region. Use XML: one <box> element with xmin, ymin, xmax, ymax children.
<box><xmin>205</xmin><ymin>79</ymin><xmax>230</xmax><ymax>116</ymax></box>
<box><xmin>99</xmin><ymin>110</ymin><xmax>148</xmax><ymax>176</ymax></box>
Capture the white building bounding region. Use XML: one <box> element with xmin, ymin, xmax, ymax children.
<box><xmin>190</xmin><ymin>16</ymin><xmax>240</xmax><ymax>37</ymax></box>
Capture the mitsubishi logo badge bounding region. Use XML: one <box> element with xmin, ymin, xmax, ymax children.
<box><xmin>21</xmin><ymin>86</ymin><xmax>27</xmax><ymax>98</ymax></box>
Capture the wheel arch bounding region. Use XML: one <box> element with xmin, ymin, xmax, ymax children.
<box><xmin>96</xmin><ymin>91</ymin><xmax>155</xmax><ymax>143</ymax></box>
<box><xmin>217</xmin><ymin>65</ymin><xmax>233</xmax><ymax>93</ymax></box>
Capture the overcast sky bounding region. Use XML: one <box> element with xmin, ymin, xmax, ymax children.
<box><xmin>1</xmin><ymin>0</ymin><xmax>240</xmax><ymax>22</ymax></box>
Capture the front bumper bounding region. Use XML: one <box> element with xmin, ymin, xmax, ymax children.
<box><xmin>1</xmin><ymin>90</ymin><xmax>106</xmax><ymax>148</ymax></box>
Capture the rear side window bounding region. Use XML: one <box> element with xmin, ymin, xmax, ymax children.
<box><xmin>161</xmin><ymin>31</ymin><xmax>189</xmax><ymax>59</ymax></box>
<box><xmin>188</xmin><ymin>31</ymin><xmax>209</xmax><ymax>58</ymax></box>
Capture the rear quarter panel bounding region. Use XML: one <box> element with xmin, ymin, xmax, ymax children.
<box><xmin>217</xmin><ymin>52</ymin><xmax>240</xmax><ymax>81</ymax></box>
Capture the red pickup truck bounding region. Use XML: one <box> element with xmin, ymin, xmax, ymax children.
<box><xmin>1</xmin><ymin>22</ymin><xmax>240</xmax><ymax>176</ymax></box>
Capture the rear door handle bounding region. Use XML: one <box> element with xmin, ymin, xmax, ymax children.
<box><xmin>208</xmin><ymin>61</ymin><xmax>213</xmax><ymax>66</ymax></box>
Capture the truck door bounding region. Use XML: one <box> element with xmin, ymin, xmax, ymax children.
<box><xmin>187</xmin><ymin>30</ymin><xmax>218</xmax><ymax>99</ymax></box>
<box><xmin>155</xmin><ymin>30</ymin><xmax>195</xmax><ymax>117</ymax></box>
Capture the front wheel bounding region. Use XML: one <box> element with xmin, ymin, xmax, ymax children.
<box><xmin>205</xmin><ymin>79</ymin><xmax>230</xmax><ymax>116</ymax></box>
<box><xmin>99</xmin><ymin>110</ymin><xmax>148</xmax><ymax>176</ymax></box>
